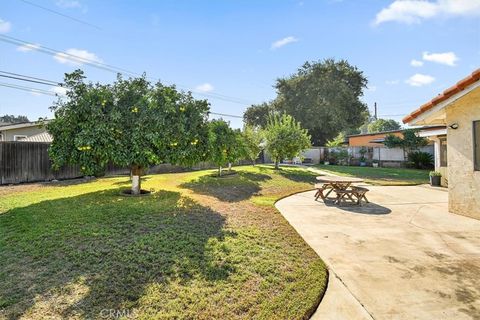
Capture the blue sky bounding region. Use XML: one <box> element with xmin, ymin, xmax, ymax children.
<box><xmin>0</xmin><ymin>0</ymin><xmax>479</xmax><ymax>128</ymax></box>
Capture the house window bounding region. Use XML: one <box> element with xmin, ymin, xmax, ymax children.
<box><xmin>439</xmin><ymin>136</ymin><xmax>447</xmax><ymax>167</ymax></box>
<box><xmin>474</xmin><ymin>121</ymin><xmax>480</xmax><ymax>171</ymax></box>
<box><xmin>13</xmin><ymin>135</ymin><xmax>27</xmax><ymax>141</ymax></box>
<box><xmin>0</xmin><ymin>133</ymin><xmax>3</xmax><ymax>141</ymax></box>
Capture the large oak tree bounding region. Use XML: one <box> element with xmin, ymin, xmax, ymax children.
<box><xmin>243</xmin><ymin>102</ymin><xmax>276</xmax><ymax>128</ymax></box>
<box><xmin>275</xmin><ymin>59</ymin><xmax>368</xmax><ymax>145</ymax></box>
<box><xmin>367</xmin><ymin>118</ymin><xmax>401</xmax><ymax>133</ymax></box>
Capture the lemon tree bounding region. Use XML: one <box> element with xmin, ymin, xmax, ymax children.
<box><xmin>47</xmin><ymin>70</ymin><xmax>210</xmax><ymax>194</ymax></box>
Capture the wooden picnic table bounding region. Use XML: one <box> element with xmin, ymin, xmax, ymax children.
<box><xmin>314</xmin><ymin>175</ymin><xmax>364</xmax><ymax>202</ymax></box>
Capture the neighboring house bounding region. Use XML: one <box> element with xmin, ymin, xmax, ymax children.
<box><xmin>0</xmin><ymin>121</ymin><xmax>50</xmax><ymax>142</ymax></box>
<box><xmin>20</xmin><ymin>132</ymin><xmax>53</xmax><ymax>143</ymax></box>
<box><xmin>347</xmin><ymin>126</ymin><xmax>446</xmax><ymax>147</ymax></box>
<box><xmin>346</xmin><ymin>126</ymin><xmax>444</xmax><ymax>167</ymax></box>
<box><xmin>347</xmin><ymin>129</ymin><xmax>404</xmax><ymax>147</ymax></box>
<box><xmin>403</xmin><ymin>68</ymin><xmax>480</xmax><ymax>219</ymax></box>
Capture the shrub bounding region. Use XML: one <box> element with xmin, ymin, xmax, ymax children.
<box><xmin>429</xmin><ymin>171</ymin><xmax>442</xmax><ymax>177</ymax></box>
<box><xmin>359</xmin><ymin>147</ymin><xmax>367</xmax><ymax>162</ymax></box>
<box><xmin>408</xmin><ymin>151</ymin><xmax>434</xmax><ymax>169</ymax></box>
<box><xmin>336</xmin><ymin>148</ymin><xmax>349</xmax><ymax>165</ymax></box>
<box><xmin>328</xmin><ymin>150</ymin><xmax>337</xmax><ymax>164</ymax></box>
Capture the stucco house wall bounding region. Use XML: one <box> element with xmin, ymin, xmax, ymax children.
<box><xmin>300</xmin><ymin>148</ymin><xmax>321</xmax><ymax>163</ymax></box>
<box><xmin>348</xmin><ymin>131</ymin><xmax>403</xmax><ymax>147</ymax></box>
<box><xmin>445</xmin><ymin>89</ymin><xmax>480</xmax><ymax>219</ymax></box>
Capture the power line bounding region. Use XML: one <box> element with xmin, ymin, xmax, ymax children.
<box><xmin>0</xmin><ymin>35</ymin><xmax>131</xmax><ymax>74</ymax></box>
<box><xmin>0</xmin><ymin>82</ymin><xmax>57</xmax><ymax>96</ymax></box>
<box><xmin>210</xmin><ymin>112</ymin><xmax>243</xmax><ymax>119</ymax></box>
<box><xmin>0</xmin><ymin>35</ymin><xmax>255</xmax><ymax>105</ymax></box>
<box><xmin>0</xmin><ymin>71</ymin><xmax>407</xmax><ymax>121</ymax></box>
<box><xmin>0</xmin><ymin>70</ymin><xmax>60</xmax><ymax>86</ymax></box>
<box><xmin>378</xmin><ymin>114</ymin><xmax>407</xmax><ymax>117</ymax></box>
<box><xmin>0</xmin><ymin>80</ymin><xmax>246</xmax><ymax>119</ymax></box>
<box><xmin>0</xmin><ymin>73</ymin><xmax>60</xmax><ymax>87</ymax></box>
<box><xmin>18</xmin><ymin>0</ymin><xmax>102</xmax><ymax>30</ymax></box>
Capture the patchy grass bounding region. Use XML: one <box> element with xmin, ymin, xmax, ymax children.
<box><xmin>315</xmin><ymin>164</ymin><xmax>430</xmax><ymax>186</ymax></box>
<box><xmin>0</xmin><ymin>165</ymin><xmax>326</xmax><ymax>320</ymax></box>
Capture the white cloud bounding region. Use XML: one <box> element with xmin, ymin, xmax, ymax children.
<box><xmin>410</xmin><ymin>59</ymin><xmax>424</xmax><ymax>67</ymax></box>
<box><xmin>53</xmin><ymin>48</ymin><xmax>102</xmax><ymax>66</ymax></box>
<box><xmin>422</xmin><ymin>51</ymin><xmax>458</xmax><ymax>66</ymax></box>
<box><xmin>386</xmin><ymin>79</ymin><xmax>400</xmax><ymax>85</ymax></box>
<box><xmin>195</xmin><ymin>83</ymin><xmax>214</xmax><ymax>93</ymax></box>
<box><xmin>367</xmin><ymin>85</ymin><xmax>377</xmax><ymax>92</ymax></box>
<box><xmin>271</xmin><ymin>36</ymin><xmax>298</xmax><ymax>50</ymax></box>
<box><xmin>374</xmin><ymin>0</ymin><xmax>480</xmax><ymax>25</ymax></box>
<box><xmin>17</xmin><ymin>43</ymin><xmax>40</xmax><ymax>52</ymax></box>
<box><xmin>405</xmin><ymin>73</ymin><xmax>435</xmax><ymax>86</ymax></box>
<box><xmin>0</xmin><ymin>19</ymin><xmax>11</xmax><ymax>33</ymax></box>
<box><xmin>50</xmin><ymin>86</ymin><xmax>68</xmax><ymax>96</ymax></box>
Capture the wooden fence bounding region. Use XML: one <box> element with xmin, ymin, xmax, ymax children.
<box><xmin>0</xmin><ymin>142</ymin><xmax>256</xmax><ymax>185</ymax></box>
<box><xmin>0</xmin><ymin>142</ymin><xmax>82</xmax><ymax>185</ymax></box>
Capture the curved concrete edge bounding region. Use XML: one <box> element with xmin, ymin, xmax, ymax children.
<box><xmin>275</xmin><ymin>192</ymin><xmax>374</xmax><ymax>320</ymax></box>
<box><xmin>310</xmin><ymin>270</ymin><xmax>374</xmax><ymax>320</ymax></box>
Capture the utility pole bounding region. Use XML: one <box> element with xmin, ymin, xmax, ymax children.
<box><xmin>374</xmin><ymin>102</ymin><xmax>378</xmax><ymax>120</ymax></box>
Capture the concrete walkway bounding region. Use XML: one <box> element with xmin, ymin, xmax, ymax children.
<box><xmin>276</xmin><ymin>185</ymin><xmax>480</xmax><ymax>319</ymax></box>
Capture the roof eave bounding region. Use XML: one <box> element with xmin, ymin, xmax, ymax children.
<box><xmin>405</xmin><ymin>79</ymin><xmax>480</xmax><ymax>126</ymax></box>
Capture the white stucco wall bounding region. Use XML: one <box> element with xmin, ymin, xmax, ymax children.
<box><xmin>300</xmin><ymin>148</ymin><xmax>321</xmax><ymax>163</ymax></box>
<box><xmin>445</xmin><ymin>88</ymin><xmax>480</xmax><ymax>219</ymax></box>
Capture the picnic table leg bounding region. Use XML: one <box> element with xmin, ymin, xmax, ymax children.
<box><xmin>325</xmin><ymin>188</ymin><xmax>334</xmax><ymax>198</ymax></box>
<box><xmin>315</xmin><ymin>186</ymin><xmax>328</xmax><ymax>201</ymax></box>
<box><xmin>326</xmin><ymin>182</ymin><xmax>342</xmax><ymax>198</ymax></box>
<box><xmin>338</xmin><ymin>193</ymin><xmax>349</xmax><ymax>206</ymax></box>
<box><xmin>362</xmin><ymin>194</ymin><xmax>369</xmax><ymax>203</ymax></box>
<box><xmin>334</xmin><ymin>192</ymin><xmax>341</xmax><ymax>204</ymax></box>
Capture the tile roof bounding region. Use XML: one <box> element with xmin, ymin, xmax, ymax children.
<box><xmin>402</xmin><ymin>68</ymin><xmax>480</xmax><ymax>124</ymax></box>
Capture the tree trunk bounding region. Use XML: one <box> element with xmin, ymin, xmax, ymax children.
<box><xmin>228</xmin><ymin>163</ymin><xmax>232</xmax><ymax>172</ymax></box>
<box><xmin>274</xmin><ymin>160</ymin><xmax>280</xmax><ymax>170</ymax></box>
<box><xmin>131</xmin><ymin>165</ymin><xmax>142</xmax><ymax>195</ymax></box>
<box><xmin>218</xmin><ymin>166</ymin><xmax>222</xmax><ymax>177</ymax></box>
<box><xmin>252</xmin><ymin>159</ymin><xmax>255</xmax><ymax>166</ymax></box>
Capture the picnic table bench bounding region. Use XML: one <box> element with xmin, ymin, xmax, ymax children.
<box><xmin>334</xmin><ymin>186</ymin><xmax>369</xmax><ymax>206</ymax></box>
<box><xmin>314</xmin><ymin>175</ymin><xmax>369</xmax><ymax>206</ymax></box>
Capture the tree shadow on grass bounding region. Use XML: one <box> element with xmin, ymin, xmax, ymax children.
<box><xmin>277</xmin><ymin>168</ymin><xmax>317</xmax><ymax>184</ymax></box>
<box><xmin>0</xmin><ymin>188</ymin><xmax>235</xmax><ymax>319</ymax></box>
<box><xmin>111</xmin><ymin>175</ymin><xmax>156</xmax><ymax>186</ymax></box>
<box><xmin>237</xmin><ymin>171</ymin><xmax>271</xmax><ymax>182</ymax></box>
<box><xmin>180</xmin><ymin>173</ymin><xmax>263</xmax><ymax>202</ymax></box>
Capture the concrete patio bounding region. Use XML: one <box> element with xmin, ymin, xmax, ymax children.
<box><xmin>276</xmin><ymin>185</ymin><xmax>480</xmax><ymax>319</ymax></box>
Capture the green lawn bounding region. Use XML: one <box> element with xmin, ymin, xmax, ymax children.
<box><xmin>315</xmin><ymin>164</ymin><xmax>430</xmax><ymax>186</ymax></box>
<box><xmin>0</xmin><ymin>165</ymin><xmax>326</xmax><ymax>320</ymax></box>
